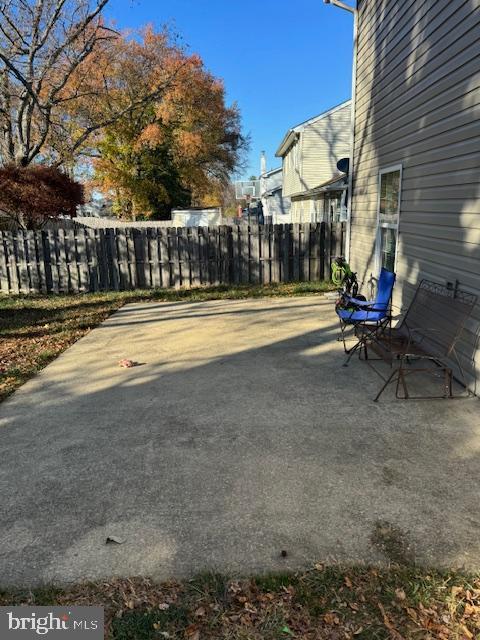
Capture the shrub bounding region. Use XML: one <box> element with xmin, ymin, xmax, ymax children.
<box><xmin>0</xmin><ymin>165</ymin><xmax>84</xmax><ymax>230</ymax></box>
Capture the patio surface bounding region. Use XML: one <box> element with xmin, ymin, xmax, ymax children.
<box><xmin>0</xmin><ymin>295</ymin><xmax>479</xmax><ymax>587</ymax></box>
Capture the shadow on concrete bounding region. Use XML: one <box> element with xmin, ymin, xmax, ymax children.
<box><xmin>0</xmin><ymin>297</ymin><xmax>479</xmax><ymax>587</ymax></box>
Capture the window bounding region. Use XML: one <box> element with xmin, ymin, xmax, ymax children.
<box><xmin>376</xmin><ymin>165</ymin><xmax>402</xmax><ymax>272</ymax></box>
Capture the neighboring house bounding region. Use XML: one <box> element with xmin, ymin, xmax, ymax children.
<box><xmin>348</xmin><ymin>0</ymin><xmax>480</xmax><ymax>390</ymax></box>
<box><xmin>77</xmin><ymin>198</ymin><xmax>114</xmax><ymax>218</ymax></box>
<box><xmin>275</xmin><ymin>100</ymin><xmax>351</xmax><ymax>223</ymax></box>
<box><xmin>259</xmin><ymin>167</ymin><xmax>291</xmax><ymax>224</ymax></box>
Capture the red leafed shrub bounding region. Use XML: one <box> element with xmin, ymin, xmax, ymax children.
<box><xmin>0</xmin><ymin>165</ymin><xmax>84</xmax><ymax>230</ymax></box>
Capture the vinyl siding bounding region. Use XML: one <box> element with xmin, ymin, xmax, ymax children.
<box><xmin>281</xmin><ymin>102</ymin><xmax>351</xmax><ymax>197</ymax></box>
<box><xmin>350</xmin><ymin>0</ymin><xmax>480</xmax><ymax>391</ymax></box>
<box><xmin>290</xmin><ymin>196</ymin><xmax>323</xmax><ymax>223</ymax></box>
<box><xmin>301</xmin><ymin>104</ymin><xmax>351</xmax><ymax>190</ymax></box>
<box><xmin>282</xmin><ymin>141</ymin><xmax>303</xmax><ymax>197</ymax></box>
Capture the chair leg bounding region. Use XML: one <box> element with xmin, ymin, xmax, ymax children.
<box><xmin>343</xmin><ymin>342</ymin><xmax>360</xmax><ymax>367</ymax></box>
<box><xmin>374</xmin><ymin>369</ymin><xmax>398</xmax><ymax>402</ymax></box>
<box><xmin>444</xmin><ymin>368</ymin><xmax>453</xmax><ymax>398</ymax></box>
<box><xmin>338</xmin><ymin>319</ymin><xmax>349</xmax><ymax>353</ymax></box>
<box><xmin>395</xmin><ymin>367</ymin><xmax>409</xmax><ymax>399</ymax></box>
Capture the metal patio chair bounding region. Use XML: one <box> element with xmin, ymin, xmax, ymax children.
<box><xmin>364</xmin><ymin>279</ymin><xmax>477</xmax><ymax>401</ymax></box>
<box><xmin>336</xmin><ymin>267</ymin><xmax>396</xmax><ymax>366</ymax></box>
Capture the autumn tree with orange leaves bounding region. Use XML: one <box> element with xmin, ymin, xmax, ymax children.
<box><xmin>93</xmin><ymin>29</ymin><xmax>248</xmax><ymax>219</ymax></box>
<box><xmin>0</xmin><ymin>1</ymin><xmax>197</xmax><ymax>169</ymax></box>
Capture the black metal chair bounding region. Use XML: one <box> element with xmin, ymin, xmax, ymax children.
<box><xmin>363</xmin><ymin>280</ymin><xmax>477</xmax><ymax>401</ymax></box>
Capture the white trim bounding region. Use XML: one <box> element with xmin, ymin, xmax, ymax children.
<box><xmin>375</xmin><ymin>164</ymin><xmax>403</xmax><ymax>274</ymax></box>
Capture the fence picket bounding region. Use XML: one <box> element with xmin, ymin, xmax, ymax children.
<box><xmin>250</xmin><ymin>225</ymin><xmax>260</xmax><ymax>284</ymax></box>
<box><xmin>189</xmin><ymin>227</ymin><xmax>201</xmax><ymax>287</ymax></box>
<box><xmin>0</xmin><ymin>233</ymin><xmax>10</xmax><ymax>293</ymax></box>
<box><xmin>65</xmin><ymin>230</ymin><xmax>78</xmax><ymax>292</ymax></box>
<box><xmin>282</xmin><ymin>224</ymin><xmax>290</xmax><ymax>282</ymax></box>
<box><xmin>78</xmin><ymin>229</ymin><xmax>91</xmax><ymax>292</ymax></box>
<box><xmin>26</xmin><ymin>232</ymin><xmax>40</xmax><ymax>293</ymax></box>
<box><xmin>15</xmin><ymin>231</ymin><xmax>29</xmax><ymax>293</ymax></box>
<box><xmin>55</xmin><ymin>229</ymin><xmax>69</xmax><ymax>292</ymax></box>
<box><xmin>158</xmin><ymin>228</ymin><xmax>168</xmax><ymax>287</ymax></box>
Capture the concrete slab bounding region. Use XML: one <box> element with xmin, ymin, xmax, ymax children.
<box><xmin>0</xmin><ymin>296</ymin><xmax>479</xmax><ymax>586</ymax></box>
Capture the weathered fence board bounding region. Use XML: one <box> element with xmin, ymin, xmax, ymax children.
<box><xmin>0</xmin><ymin>222</ymin><xmax>345</xmax><ymax>295</ymax></box>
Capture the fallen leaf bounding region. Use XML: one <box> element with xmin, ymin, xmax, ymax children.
<box><xmin>344</xmin><ymin>576</ymin><xmax>353</xmax><ymax>588</ymax></box>
<box><xmin>184</xmin><ymin>624</ymin><xmax>200</xmax><ymax>640</ymax></box>
<box><xmin>395</xmin><ymin>588</ymin><xmax>406</xmax><ymax>602</ymax></box>
<box><xmin>378</xmin><ymin>602</ymin><xmax>405</xmax><ymax>640</ymax></box>
<box><xmin>323</xmin><ymin>612</ymin><xmax>340</xmax><ymax>625</ymax></box>
<box><xmin>158</xmin><ymin>603</ymin><xmax>170</xmax><ymax>611</ymax></box>
<box><xmin>119</xmin><ymin>359</ymin><xmax>137</xmax><ymax>368</ymax></box>
<box><xmin>105</xmin><ymin>536</ymin><xmax>125</xmax><ymax>545</ymax></box>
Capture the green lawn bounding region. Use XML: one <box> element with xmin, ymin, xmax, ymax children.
<box><xmin>1</xmin><ymin>566</ymin><xmax>479</xmax><ymax>639</ymax></box>
<box><xmin>0</xmin><ymin>281</ymin><xmax>334</xmax><ymax>402</ymax></box>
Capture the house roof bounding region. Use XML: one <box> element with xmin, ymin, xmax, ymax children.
<box><xmin>260</xmin><ymin>166</ymin><xmax>282</xmax><ymax>179</ymax></box>
<box><xmin>289</xmin><ymin>173</ymin><xmax>347</xmax><ymax>199</ymax></box>
<box><xmin>275</xmin><ymin>99</ymin><xmax>351</xmax><ymax>158</ymax></box>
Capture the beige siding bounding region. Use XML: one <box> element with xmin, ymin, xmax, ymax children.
<box><xmin>301</xmin><ymin>104</ymin><xmax>351</xmax><ymax>190</ymax></box>
<box><xmin>350</xmin><ymin>0</ymin><xmax>480</xmax><ymax>390</ymax></box>
<box><xmin>290</xmin><ymin>197</ymin><xmax>323</xmax><ymax>223</ymax></box>
<box><xmin>281</xmin><ymin>102</ymin><xmax>351</xmax><ymax>197</ymax></box>
<box><xmin>282</xmin><ymin>142</ymin><xmax>303</xmax><ymax>197</ymax></box>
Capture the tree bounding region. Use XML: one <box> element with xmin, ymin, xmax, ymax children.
<box><xmin>0</xmin><ymin>1</ymin><xmax>184</xmax><ymax>167</ymax></box>
<box><xmin>95</xmin><ymin>124</ymin><xmax>191</xmax><ymax>220</ymax></box>
<box><xmin>93</xmin><ymin>33</ymin><xmax>248</xmax><ymax>218</ymax></box>
<box><xmin>0</xmin><ymin>164</ymin><xmax>84</xmax><ymax>228</ymax></box>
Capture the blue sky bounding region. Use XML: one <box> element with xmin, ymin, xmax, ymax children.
<box><xmin>104</xmin><ymin>0</ymin><xmax>354</xmax><ymax>179</ymax></box>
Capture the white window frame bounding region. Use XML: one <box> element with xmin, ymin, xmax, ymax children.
<box><xmin>375</xmin><ymin>164</ymin><xmax>402</xmax><ymax>274</ymax></box>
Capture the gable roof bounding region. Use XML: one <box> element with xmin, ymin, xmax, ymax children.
<box><xmin>260</xmin><ymin>166</ymin><xmax>282</xmax><ymax>179</ymax></box>
<box><xmin>275</xmin><ymin>99</ymin><xmax>351</xmax><ymax>158</ymax></box>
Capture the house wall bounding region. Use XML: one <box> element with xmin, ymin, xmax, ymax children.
<box><xmin>282</xmin><ymin>102</ymin><xmax>351</xmax><ymax>198</ymax></box>
<box><xmin>350</xmin><ymin>0</ymin><xmax>480</xmax><ymax>390</ymax></box>
<box><xmin>290</xmin><ymin>196</ymin><xmax>323</xmax><ymax>224</ymax></box>
<box><xmin>301</xmin><ymin>103</ymin><xmax>351</xmax><ymax>191</ymax></box>
<box><xmin>265</xmin><ymin>191</ymin><xmax>292</xmax><ymax>224</ymax></box>
<box><xmin>282</xmin><ymin>139</ymin><xmax>303</xmax><ymax>197</ymax></box>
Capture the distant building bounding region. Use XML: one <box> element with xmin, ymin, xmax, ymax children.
<box><xmin>259</xmin><ymin>167</ymin><xmax>291</xmax><ymax>224</ymax></box>
<box><xmin>171</xmin><ymin>207</ymin><xmax>222</xmax><ymax>227</ymax></box>
<box><xmin>275</xmin><ymin>100</ymin><xmax>351</xmax><ymax>223</ymax></box>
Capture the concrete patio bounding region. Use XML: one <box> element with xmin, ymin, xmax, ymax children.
<box><xmin>0</xmin><ymin>295</ymin><xmax>479</xmax><ymax>587</ymax></box>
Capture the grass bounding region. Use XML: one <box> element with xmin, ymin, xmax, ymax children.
<box><xmin>1</xmin><ymin>565</ymin><xmax>479</xmax><ymax>639</ymax></box>
<box><xmin>0</xmin><ymin>281</ymin><xmax>334</xmax><ymax>402</ymax></box>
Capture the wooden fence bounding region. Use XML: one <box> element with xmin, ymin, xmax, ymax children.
<box><xmin>0</xmin><ymin>222</ymin><xmax>345</xmax><ymax>294</ymax></box>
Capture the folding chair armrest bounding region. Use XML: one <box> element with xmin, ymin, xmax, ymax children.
<box><xmin>346</xmin><ymin>297</ymin><xmax>376</xmax><ymax>307</ymax></box>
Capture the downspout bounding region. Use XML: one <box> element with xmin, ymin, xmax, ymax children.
<box><xmin>323</xmin><ymin>0</ymin><xmax>357</xmax><ymax>263</ymax></box>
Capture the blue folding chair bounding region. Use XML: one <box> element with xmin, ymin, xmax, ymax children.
<box><xmin>336</xmin><ymin>268</ymin><xmax>396</xmax><ymax>366</ymax></box>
